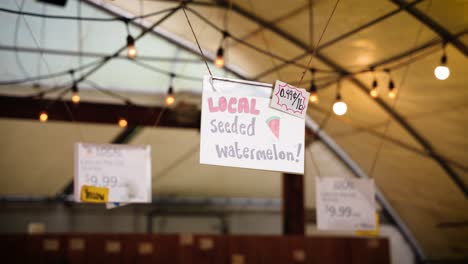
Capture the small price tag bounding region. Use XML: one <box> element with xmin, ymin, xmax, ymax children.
<box><xmin>316</xmin><ymin>177</ymin><xmax>375</xmax><ymax>231</ymax></box>
<box><xmin>105</xmin><ymin>241</ymin><xmax>121</xmax><ymax>253</ymax></box>
<box><xmin>179</xmin><ymin>234</ymin><xmax>194</xmax><ymax>246</ymax></box>
<box><xmin>231</xmin><ymin>254</ymin><xmax>245</xmax><ymax>264</ymax></box>
<box><xmin>270</xmin><ymin>80</ymin><xmax>309</xmax><ymax>119</ymax></box>
<box><xmin>69</xmin><ymin>238</ymin><xmax>86</xmax><ymax>251</ymax></box>
<box><xmin>292</xmin><ymin>249</ymin><xmax>306</xmax><ymax>262</ymax></box>
<box><xmin>199</xmin><ymin>238</ymin><xmax>214</xmax><ymax>251</ymax></box>
<box><xmin>355</xmin><ymin>213</ymin><xmax>380</xmax><ymax>237</ymax></box>
<box><xmin>80</xmin><ymin>185</ymin><xmax>109</xmax><ymax>203</ymax></box>
<box><xmin>138</xmin><ymin>242</ymin><xmax>153</xmax><ymax>255</ymax></box>
<box><xmin>43</xmin><ymin>239</ymin><xmax>59</xmax><ymax>251</ymax></box>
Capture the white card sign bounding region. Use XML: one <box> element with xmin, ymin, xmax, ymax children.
<box><xmin>74</xmin><ymin>143</ymin><xmax>151</xmax><ymax>203</ymax></box>
<box><xmin>270</xmin><ymin>80</ymin><xmax>309</xmax><ymax>118</ymax></box>
<box><xmin>316</xmin><ymin>177</ymin><xmax>375</xmax><ymax>231</ymax></box>
<box><xmin>200</xmin><ymin>76</ymin><xmax>304</xmax><ymax>174</ymax></box>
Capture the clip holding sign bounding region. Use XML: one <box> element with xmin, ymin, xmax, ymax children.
<box><xmin>270</xmin><ymin>80</ymin><xmax>310</xmax><ymax>119</ymax></box>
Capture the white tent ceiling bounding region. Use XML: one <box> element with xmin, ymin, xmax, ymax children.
<box><xmin>0</xmin><ymin>0</ymin><xmax>467</xmax><ymax>261</ymax></box>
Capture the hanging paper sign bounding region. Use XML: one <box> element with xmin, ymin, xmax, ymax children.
<box><xmin>270</xmin><ymin>80</ymin><xmax>310</xmax><ymax>119</ymax></box>
<box><xmin>74</xmin><ymin>143</ymin><xmax>151</xmax><ymax>203</ymax></box>
<box><xmin>200</xmin><ymin>76</ymin><xmax>304</xmax><ymax>174</ymax></box>
<box><xmin>316</xmin><ymin>177</ymin><xmax>375</xmax><ymax>231</ymax></box>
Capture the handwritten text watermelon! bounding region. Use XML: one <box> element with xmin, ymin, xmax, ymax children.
<box><xmin>266</xmin><ymin>116</ymin><xmax>280</xmax><ymax>139</ymax></box>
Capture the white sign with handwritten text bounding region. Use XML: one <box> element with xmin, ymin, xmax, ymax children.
<box><xmin>200</xmin><ymin>76</ymin><xmax>304</xmax><ymax>174</ymax></box>
<box><xmin>316</xmin><ymin>177</ymin><xmax>376</xmax><ymax>231</ymax></box>
<box><xmin>74</xmin><ymin>143</ymin><xmax>151</xmax><ymax>203</ymax></box>
<box><xmin>270</xmin><ymin>80</ymin><xmax>309</xmax><ymax>119</ymax></box>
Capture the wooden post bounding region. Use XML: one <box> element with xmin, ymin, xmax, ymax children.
<box><xmin>282</xmin><ymin>173</ymin><xmax>305</xmax><ymax>235</ymax></box>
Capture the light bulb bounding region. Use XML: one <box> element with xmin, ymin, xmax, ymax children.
<box><xmin>434</xmin><ymin>65</ymin><xmax>450</xmax><ymax>80</ymax></box>
<box><xmin>118</xmin><ymin>118</ymin><xmax>128</xmax><ymax>128</ymax></box>
<box><xmin>309</xmin><ymin>93</ymin><xmax>318</xmax><ymax>103</ymax></box>
<box><xmin>333</xmin><ymin>94</ymin><xmax>347</xmax><ymax>116</ymax></box>
<box><xmin>370</xmin><ymin>78</ymin><xmax>379</xmax><ymax>98</ymax></box>
<box><xmin>165</xmin><ymin>95</ymin><xmax>175</xmax><ymax>106</ymax></box>
<box><xmin>165</xmin><ymin>86</ymin><xmax>175</xmax><ymax>106</ymax></box>
<box><xmin>127</xmin><ymin>45</ymin><xmax>137</xmax><ymax>59</ymax></box>
<box><xmin>388</xmin><ymin>90</ymin><xmax>397</xmax><ymax>99</ymax></box>
<box><xmin>333</xmin><ymin>101</ymin><xmax>347</xmax><ymax>116</ymax></box>
<box><xmin>71</xmin><ymin>92</ymin><xmax>80</xmax><ymax>104</ymax></box>
<box><xmin>39</xmin><ymin>111</ymin><xmax>48</xmax><ymax>122</ymax></box>
<box><xmin>127</xmin><ymin>35</ymin><xmax>137</xmax><ymax>59</ymax></box>
<box><xmin>215</xmin><ymin>47</ymin><xmax>224</xmax><ymax>68</ymax></box>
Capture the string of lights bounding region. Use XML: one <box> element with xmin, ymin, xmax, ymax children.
<box><xmin>0</xmin><ymin>1</ymin><xmax>456</xmax><ymax>125</ymax></box>
<box><xmin>185</xmin><ymin>7</ymin><xmax>335</xmax><ymax>73</ymax></box>
<box><xmin>0</xmin><ymin>6</ymin><xmax>179</xmax><ymax>22</ymax></box>
<box><xmin>0</xmin><ymin>59</ymin><xmax>103</xmax><ymax>86</ymax></box>
<box><xmin>131</xmin><ymin>60</ymin><xmax>203</xmax><ymax>82</ymax></box>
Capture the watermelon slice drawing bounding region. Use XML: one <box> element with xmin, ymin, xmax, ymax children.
<box><xmin>266</xmin><ymin>116</ymin><xmax>280</xmax><ymax>139</ymax></box>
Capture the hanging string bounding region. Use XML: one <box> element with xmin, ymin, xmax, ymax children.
<box><xmin>247</xmin><ymin>0</ymin><xmax>282</xmax><ymax>80</ymax></box>
<box><xmin>14</xmin><ymin>0</ymin><xmax>30</xmax><ymax>79</ymax></box>
<box><xmin>178</xmin><ymin>6</ymin><xmax>215</xmax><ymax>79</ymax></box>
<box><xmin>297</xmin><ymin>0</ymin><xmax>341</xmax><ymax>88</ymax></box>
<box><xmin>37</xmin><ymin>3</ymin><xmax>46</xmax><ymax>78</ymax></box>
<box><xmin>309</xmin><ymin>0</ymin><xmax>314</xmax><ymax>50</ymax></box>
<box><xmin>181</xmin><ymin>7</ymin><xmax>213</xmax><ymax>78</ymax></box>
<box><xmin>367</xmin><ymin>0</ymin><xmax>433</xmax><ymax>179</ymax></box>
<box><xmin>14</xmin><ymin>0</ymin><xmax>59</xmax><ymax>87</ymax></box>
<box><xmin>305</xmin><ymin>78</ymin><xmax>339</xmax><ymax>178</ymax></box>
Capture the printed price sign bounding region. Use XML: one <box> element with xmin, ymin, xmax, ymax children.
<box><xmin>316</xmin><ymin>177</ymin><xmax>375</xmax><ymax>231</ymax></box>
<box><xmin>74</xmin><ymin>143</ymin><xmax>151</xmax><ymax>203</ymax></box>
<box><xmin>200</xmin><ymin>76</ymin><xmax>304</xmax><ymax>174</ymax></box>
<box><xmin>270</xmin><ymin>80</ymin><xmax>309</xmax><ymax>118</ymax></box>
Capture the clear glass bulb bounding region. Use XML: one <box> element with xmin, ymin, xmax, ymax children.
<box><xmin>215</xmin><ymin>55</ymin><xmax>224</xmax><ymax>68</ymax></box>
<box><xmin>127</xmin><ymin>44</ymin><xmax>137</xmax><ymax>59</ymax></box>
<box><xmin>434</xmin><ymin>65</ymin><xmax>450</xmax><ymax>80</ymax></box>
<box><xmin>39</xmin><ymin>111</ymin><xmax>48</xmax><ymax>122</ymax></box>
<box><xmin>333</xmin><ymin>101</ymin><xmax>347</xmax><ymax>116</ymax></box>
<box><xmin>370</xmin><ymin>89</ymin><xmax>378</xmax><ymax>98</ymax></box>
<box><xmin>388</xmin><ymin>90</ymin><xmax>397</xmax><ymax>99</ymax></box>
<box><xmin>165</xmin><ymin>95</ymin><xmax>175</xmax><ymax>106</ymax></box>
<box><xmin>309</xmin><ymin>93</ymin><xmax>318</xmax><ymax>103</ymax></box>
<box><xmin>71</xmin><ymin>92</ymin><xmax>80</xmax><ymax>104</ymax></box>
<box><xmin>118</xmin><ymin>118</ymin><xmax>128</xmax><ymax>128</ymax></box>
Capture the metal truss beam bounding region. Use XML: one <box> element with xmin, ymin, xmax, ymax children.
<box><xmin>212</xmin><ymin>0</ymin><xmax>467</xmax><ymax>199</ymax></box>
<box><xmin>390</xmin><ymin>0</ymin><xmax>468</xmax><ymax>57</ymax></box>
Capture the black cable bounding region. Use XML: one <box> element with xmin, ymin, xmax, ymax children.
<box><xmin>185</xmin><ymin>7</ymin><xmax>335</xmax><ymax>74</ymax></box>
<box><xmin>83</xmin><ymin>79</ymin><xmax>133</xmax><ymax>104</ymax></box>
<box><xmin>131</xmin><ymin>59</ymin><xmax>203</xmax><ymax>81</ymax></box>
<box><xmin>14</xmin><ymin>0</ymin><xmax>30</xmax><ymax>79</ymax></box>
<box><xmin>0</xmin><ymin>58</ymin><xmax>103</xmax><ymax>85</ymax></box>
<box><xmin>0</xmin><ymin>6</ymin><xmax>180</xmax><ymax>22</ymax></box>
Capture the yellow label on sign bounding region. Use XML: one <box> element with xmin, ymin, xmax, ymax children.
<box><xmin>355</xmin><ymin>213</ymin><xmax>380</xmax><ymax>237</ymax></box>
<box><xmin>80</xmin><ymin>185</ymin><xmax>109</xmax><ymax>203</ymax></box>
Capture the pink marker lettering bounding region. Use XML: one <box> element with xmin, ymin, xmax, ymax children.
<box><xmin>208</xmin><ymin>97</ymin><xmax>218</xmax><ymax>112</ymax></box>
<box><xmin>228</xmin><ymin>97</ymin><xmax>237</xmax><ymax>113</ymax></box>
<box><xmin>250</xmin><ymin>98</ymin><xmax>260</xmax><ymax>115</ymax></box>
<box><xmin>238</xmin><ymin>97</ymin><xmax>249</xmax><ymax>113</ymax></box>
